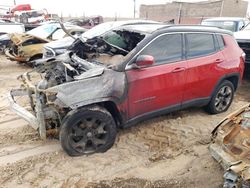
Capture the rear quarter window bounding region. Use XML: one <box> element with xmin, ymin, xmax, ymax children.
<box><xmin>216</xmin><ymin>34</ymin><xmax>225</xmax><ymax>50</ymax></box>
<box><xmin>186</xmin><ymin>33</ymin><xmax>216</xmax><ymax>59</ymax></box>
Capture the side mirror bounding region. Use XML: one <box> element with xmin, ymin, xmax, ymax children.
<box><xmin>134</xmin><ymin>55</ymin><xmax>154</xmax><ymax>68</ymax></box>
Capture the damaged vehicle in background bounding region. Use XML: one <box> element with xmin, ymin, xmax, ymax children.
<box><xmin>0</xmin><ymin>20</ymin><xmax>25</xmax><ymax>53</ymax></box>
<box><xmin>234</xmin><ymin>23</ymin><xmax>250</xmax><ymax>66</ymax></box>
<box><xmin>43</xmin><ymin>20</ymin><xmax>160</xmax><ymax>58</ymax></box>
<box><xmin>5</xmin><ymin>23</ymin><xmax>86</xmax><ymax>63</ymax></box>
<box><xmin>9</xmin><ymin>24</ymin><xmax>245</xmax><ymax>156</ymax></box>
<box><xmin>210</xmin><ymin>104</ymin><xmax>250</xmax><ymax>187</ymax></box>
<box><xmin>201</xmin><ymin>17</ymin><xmax>249</xmax><ymax>33</ymax></box>
<box><xmin>0</xmin><ymin>19</ymin><xmax>25</xmax><ymax>36</ymax></box>
<box><xmin>66</xmin><ymin>16</ymin><xmax>104</xmax><ymax>29</ymax></box>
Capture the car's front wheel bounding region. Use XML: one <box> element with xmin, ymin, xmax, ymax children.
<box><xmin>206</xmin><ymin>80</ymin><xmax>234</xmax><ymax>114</ymax></box>
<box><xmin>60</xmin><ymin>106</ymin><xmax>117</xmax><ymax>156</ymax></box>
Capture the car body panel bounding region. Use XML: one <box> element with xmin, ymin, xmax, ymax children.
<box><xmin>126</xmin><ymin>60</ymin><xmax>187</xmax><ymax>119</ymax></box>
<box><xmin>184</xmin><ymin>51</ymin><xmax>225</xmax><ymax>102</ymax></box>
<box><xmin>45</xmin><ymin>69</ymin><xmax>127</xmax><ymax>109</ymax></box>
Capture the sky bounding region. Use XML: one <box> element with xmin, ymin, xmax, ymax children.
<box><xmin>0</xmin><ymin>0</ymin><xmax>249</xmax><ymax>17</ymax></box>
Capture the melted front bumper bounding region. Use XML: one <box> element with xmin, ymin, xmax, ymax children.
<box><xmin>5</xmin><ymin>49</ymin><xmax>28</xmax><ymax>62</ymax></box>
<box><xmin>8</xmin><ymin>73</ymin><xmax>47</xmax><ymax>139</ymax></box>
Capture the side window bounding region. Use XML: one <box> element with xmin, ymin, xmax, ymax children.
<box><xmin>139</xmin><ymin>34</ymin><xmax>183</xmax><ymax>65</ymax></box>
<box><xmin>216</xmin><ymin>34</ymin><xmax>225</xmax><ymax>50</ymax></box>
<box><xmin>186</xmin><ymin>33</ymin><xmax>216</xmax><ymax>59</ymax></box>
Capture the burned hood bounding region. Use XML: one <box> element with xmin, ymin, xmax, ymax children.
<box><xmin>9</xmin><ymin>33</ymin><xmax>50</xmax><ymax>45</ymax></box>
<box><xmin>45</xmin><ymin>69</ymin><xmax>126</xmax><ymax>109</ymax></box>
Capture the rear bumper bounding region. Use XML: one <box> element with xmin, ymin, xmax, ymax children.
<box><xmin>5</xmin><ymin>49</ymin><xmax>27</xmax><ymax>62</ymax></box>
<box><xmin>8</xmin><ymin>88</ymin><xmax>46</xmax><ymax>139</ymax></box>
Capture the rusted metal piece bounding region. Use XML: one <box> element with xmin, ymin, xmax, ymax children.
<box><xmin>209</xmin><ymin>104</ymin><xmax>250</xmax><ymax>187</ymax></box>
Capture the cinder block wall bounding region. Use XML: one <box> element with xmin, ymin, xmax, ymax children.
<box><xmin>222</xmin><ymin>0</ymin><xmax>248</xmax><ymax>17</ymax></box>
<box><xmin>140</xmin><ymin>0</ymin><xmax>248</xmax><ymax>24</ymax></box>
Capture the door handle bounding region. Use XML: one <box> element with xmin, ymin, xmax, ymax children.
<box><xmin>171</xmin><ymin>67</ymin><xmax>186</xmax><ymax>73</ymax></box>
<box><xmin>215</xmin><ymin>59</ymin><xmax>224</xmax><ymax>63</ymax></box>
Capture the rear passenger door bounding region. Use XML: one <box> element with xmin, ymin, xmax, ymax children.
<box><xmin>182</xmin><ymin>33</ymin><xmax>225</xmax><ymax>105</ymax></box>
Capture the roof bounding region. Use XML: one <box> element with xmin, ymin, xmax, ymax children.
<box><xmin>80</xmin><ymin>20</ymin><xmax>161</xmax><ymax>39</ymax></box>
<box><xmin>202</xmin><ymin>17</ymin><xmax>248</xmax><ymax>22</ymax></box>
<box><xmin>113</xmin><ymin>23</ymin><xmax>167</xmax><ymax>34</ymax></box>
<box><xmin>113</xmin><ymin>24</ymin><xmax>232</xmax><ymax>36</ymax></box>
<box><xmin>157</xmin><ymin>25</ymin><xmax>233</xmax><ymax>35</ymax></box>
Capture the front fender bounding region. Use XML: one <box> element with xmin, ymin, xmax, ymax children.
<box><xmin>46</xmin><ymin>69</ymin><xmax>127</xmax><ymax>109</ymax></box>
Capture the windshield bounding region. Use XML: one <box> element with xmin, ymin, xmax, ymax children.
<box><xmin>80</xmin><ymin>22</ymin><xmax>122</xmax><ymax>39</ymax></box>
<box><xmin>201</xmin><ymin>21</ymin><xmax>237</xmax><ymax>32</ymax></box>
<box><xmin>27</xmin><ymin>24</ymin><xmax>59</xmax><ymax>39</ymax></box>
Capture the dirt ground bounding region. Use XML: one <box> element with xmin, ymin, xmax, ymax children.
<box><xmin>0</xmin><ymin>55</ymin><xmax>249</xmax><ymax>188</ymax></box>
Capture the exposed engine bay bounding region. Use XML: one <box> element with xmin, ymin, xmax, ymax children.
<box><xmin>35</xmin><ymin>29</ymin><xmax>145</xmax><ymax>89</ymax></box>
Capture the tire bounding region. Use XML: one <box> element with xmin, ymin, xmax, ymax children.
<box><xmin>206</xmin><ymin>80</ymin><xmax>234</xmax><ymax>114</ymax></box>
<box><xmin>60</xmin><ymin>106</ymin><xmax>117</xmax><ymax>156</ymax></box>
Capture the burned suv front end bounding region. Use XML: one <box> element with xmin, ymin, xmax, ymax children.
<box><xmin>9</xmin><ymin>52</ymin><xmax>127</xmax><ymax>139</ymax></box>
<box><xmin>8</xmin><ymin>24</ymin><xmax>148</xmax><ymax>140</ymax></box>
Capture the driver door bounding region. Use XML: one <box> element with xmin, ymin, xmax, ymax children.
<box><xmin>126</xmin><ymin>33</ymin><xmax>187</xmax><ymax>119</ymax></box>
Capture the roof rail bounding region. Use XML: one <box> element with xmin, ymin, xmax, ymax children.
<box><xmin>157</xmin><ymin>24</ymin><xmax>224</xmax><ymax>31</ymax></box>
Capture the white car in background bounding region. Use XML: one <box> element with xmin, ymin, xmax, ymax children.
<box><xmin>201</xmin><ymin>17</ymin><xmax>249</xmax><ymax>32</ymax></box>
<box><xmin>0</xmin><ymin>19</ymin><xmax>25</xmax><ymax>35</ymax></box>
<box><xmin>234</xmin><ymin>23</ymin><xmax>250</xmax><ymax>64</ymax></box>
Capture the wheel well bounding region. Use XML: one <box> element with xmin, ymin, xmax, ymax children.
<box><xmin>225</xmin><ymin>76</ymin><xmax>239</xmax><ymax>91</ymax></box>
<box><xmin>98</xmin><ymin>101</ymin><xmax>123</xmax><ymax>127</ymax></box>
<box><xmin>30</xmin><ymin>54</ymin><xmax>43</xmax><ymax>61</ymax></box>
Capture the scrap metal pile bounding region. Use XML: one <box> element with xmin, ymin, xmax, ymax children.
<box><xmin>210</xmin><ymin>104</ymin><xmax>250</xmax><ymax>187</ymax></box>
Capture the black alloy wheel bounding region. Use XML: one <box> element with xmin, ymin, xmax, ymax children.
<box><xmin>60</xmin><ymin>106</ymin><xmax>117</xmax><ymax>156</ymax></box>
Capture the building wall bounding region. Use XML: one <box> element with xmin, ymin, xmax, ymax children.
<box><xmin>222</xmin><ymin>0</ymin><xmax>248</xmax><ymax>17</ymax></box>
<box><xmin>140</xmin><ymin>0</ymin><xmax>248</xmax><ymax>24</ymax></box>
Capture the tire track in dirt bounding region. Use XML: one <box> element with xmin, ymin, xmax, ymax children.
<box><xmin>0</xmin><ymin>143</ymin><xmax>61</xmax><ymax>166</ymax></box>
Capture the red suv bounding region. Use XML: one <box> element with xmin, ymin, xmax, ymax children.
<box><xmin>9</xmin><ymin>24</ymin><xmax>245</xmax><ymax>156</ymax></box>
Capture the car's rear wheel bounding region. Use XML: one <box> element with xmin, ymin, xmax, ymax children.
<box><xmin>206</xmin><ymin>80</ymin><xmax>234</xmax><ymax>114</ymax></box>
<box><xmin>60</xmin><ymin>106</ymin><xmax>117</xmax><ymax>156</ymax></box>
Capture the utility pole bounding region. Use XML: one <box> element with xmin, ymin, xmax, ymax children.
<box><xmin>133</xmin><ymin>0</ymin><xmax>136</xmax><ymax>18</ymax></box>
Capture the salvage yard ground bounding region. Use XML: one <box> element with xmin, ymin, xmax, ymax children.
<box><xmin>0</xmin><ymin>55</ymin><xmax>250</xmax><ymax>187</ymax></box>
